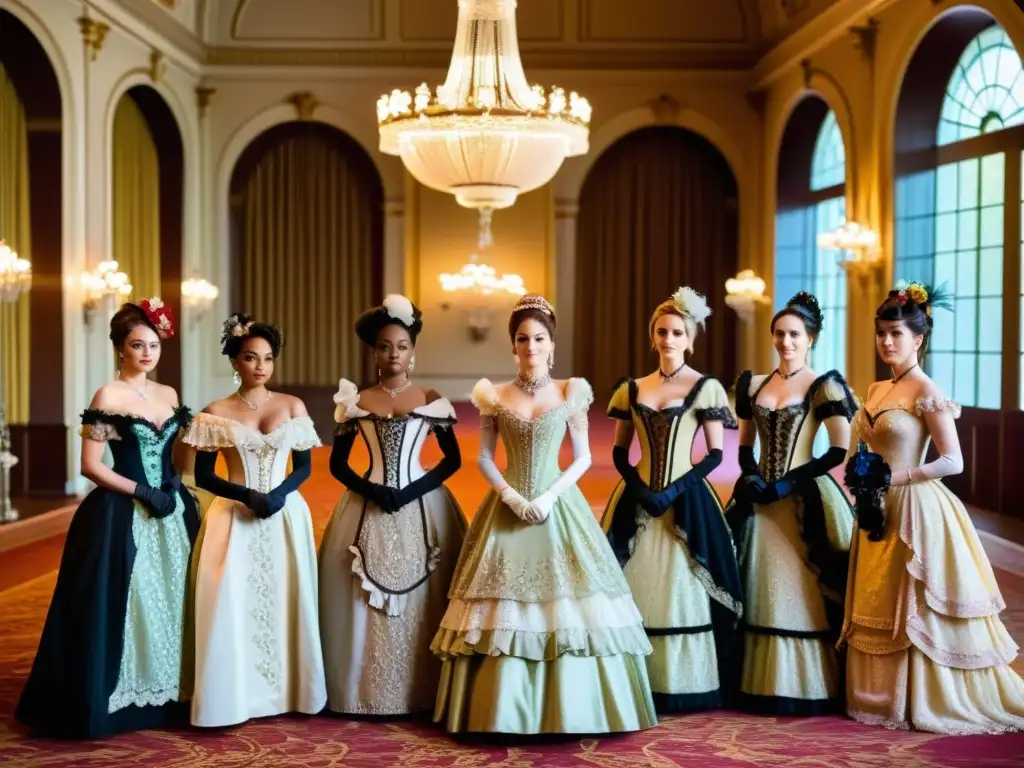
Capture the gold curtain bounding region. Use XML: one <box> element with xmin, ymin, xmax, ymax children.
<box><xmin>112</xmin><ymin>94</ymin><xmax>161</xmax><ymax>302</ymax></box>
<box><xmin>0</xmin><ymin>63</ymin><xmax>31</xmax><ymax>424</ymax></box>
<box><xmin>574</xmin><ymin>126</ymin><xmax>740</xmax><ymax>402</ymax></box>
<box><xmin>234</xmin><ymin>129</ymin><xmax>380</xmax><ymax>386</ymax></box>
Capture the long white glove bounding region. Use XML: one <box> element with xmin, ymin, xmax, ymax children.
<box><xmin>526</xmin><ymin>420</ymin><xmax>592</xmax><ymax>521</ymax></box>
<box><xmin>478</xmin><ymin>416</ymin><xmax>540</xmax><ymax>523</ymax></box>
<box><xmin>501</xmin><ymin>485</ymin><xmax>545</xmax><ymax>524</ymax></box>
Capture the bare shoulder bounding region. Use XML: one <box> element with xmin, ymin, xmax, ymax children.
<box><xmin>202</xmin><ymin>396</ymin><xmax>234</xmax><ymax>416</ymax></box>
<box><xmin>423</xmin><ymin>387</ymin><xmax>442</xmax><ymax>404</ymax></box>
<box><xmin>88</xmin><ymin>383</ymin><xmax>119</xmax><ymax>411</ymax></box>
<box><xmin>151</xmin><ymin>381</ymin><xmax>179</xmax><ymax>408</ymax></box>
<box><xmin>277</xmin><ymin>392</ymin><xmax>308</xmax><ymax>417</ymax></box>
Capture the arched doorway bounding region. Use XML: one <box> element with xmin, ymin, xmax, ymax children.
<box><xmin>228</xmin><ymin>121</ymin><xmax>384</xmax><ymax>428</ymax></box>
<box><xmin>775</xmin><ymin>95</ymin><xmax>849</xmax><ymax>380</ymax></box>
<box><xmin>109</xmin><ymin>85</ymin><xmax>184</xmax><ymax>391</ymax></box>
<box><xmin>574</xmin><ymin>126</ymin><xmax>740</xmax><ymax>400</ymax></box>
<box><xmin>891</xmin><ymin>10</ymin><xmax>1024</xmax><ymax>512</ymax></box>
<box><xmin>0</xmin><ymin>9</ymin><xmax>65</xmax><ymax>498</ymax></box>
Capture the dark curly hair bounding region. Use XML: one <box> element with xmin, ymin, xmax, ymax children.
<box><xmin>109</xmin><ymin>303</ymin><xmax>158</xmax><ymax>347</ymax></box>
<box><xmin>771</xmin><ymin>291</ymin><xmax>824</xmax><ymax>347</ymax></box>
<box><xmin>874</xmin><ymin>281</ymin><xmax>952</xmax><ymax>354</ymax></box>
<box><xmin>354</xmin><ymin>296</ymin><xmax>424</xmax><ymax>347</ymax></box>
<box><xmin>220</xmin><ymin>312</ymin><xmax>284</xmax><ymax>358</ymax></box>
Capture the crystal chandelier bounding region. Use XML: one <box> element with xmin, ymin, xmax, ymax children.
<box><xmin>0</xmin><ymin>240</ymin><xmax>31</xmax><ymax>302</ymax></box>
<box><xmin>181</xmin><ymin>275</ymin><xmax>220</xmax><ymax>323</ymax></box>
<box><xmin>818</xmin><ymin>220</ymin><xmax>883</xmax><ymax>278</ymax></box>
<box><xmin>376</xmin><ymin>0</ymin><xmax>591</xmax><ymax>212</ymax></box>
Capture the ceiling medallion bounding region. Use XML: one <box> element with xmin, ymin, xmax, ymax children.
<box><xmin>376</xmin><ymin>0</ymin><xmax>591</xmax><ymax>215</ymax></box>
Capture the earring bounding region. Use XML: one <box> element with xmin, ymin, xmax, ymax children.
<box><xmin>548</xmin><ymin>351</ymin><xmax>555</xmax><ymax>370</ymax></box>
<box><xmin>409</xmin><ymin>355</ymin><xmax>416</xmax><ymax>374</ymax></box>
<box><xmin>232</xmin><ymin>369</ymin><xmax>241</xmax><ymax>387</ymax></box>
<box><xmin>377</xmin><ymin>368</ymin><xmax>382</xmax><ymax>381</ymax></box>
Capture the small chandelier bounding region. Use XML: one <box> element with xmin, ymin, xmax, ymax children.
<box><xmin>181</xmin><ymin>275</ymin><xmax>220</xmax><ymax>323</ymax></box>
<box><xmin>81</xmin><ymin>260</ymin><xmax>132</xmax><ymax>324</ymax></box>
<box><xmin>376</xmin><ymin>0</ymin><xmax>591</xmax><ymax>213</ymax></box>
<box><xmin>818</xmin><ymin>221</ymin><xmax>882</xmax><ymax>279</ymax></box>
<box><xmin>0</xmin><ymin>241</ymin><xmax>31</xmax><ymax>302</ymax></box>
<box><xmin>724</xmin><ymin>269</ymin><xmax>770</xmax><ymax>324</ymax></box>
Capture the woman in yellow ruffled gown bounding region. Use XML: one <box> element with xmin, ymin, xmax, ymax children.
<box><xmin>728</xmin><ymin>291</ymin><xmax>857</xmax><ymax>715</ymax></box>
<box><xmin>840</xmin><ymin>281</ymin><xmax>1024</xmax><ymax>733</ymax></box>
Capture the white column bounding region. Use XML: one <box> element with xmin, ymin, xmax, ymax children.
<box><xmin>382</xmin><ymin>198</ymin><xmax>405</xmax><ymax>296</ymax></box>
<box><xmin>553</xmin><ymin>199</ymin><xmax>578</xmax><ymax>378</ymax></box>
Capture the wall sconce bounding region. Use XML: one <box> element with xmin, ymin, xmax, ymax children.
<box><xmin>818</xmin><ymin>221</ymin><xmax>883</xmax><ymax>284</ymax></box>
<box><xmin>0</xmin><ymin>240</ymin><xmax>32</xmax><ymax>523</ymax></box>
<box><xmin>725</xmin><ymin>269</ymin><xmax>770</xmax><ymax>324</ymax></box>
<box><xmin>81</xmin><ymin>260</ymin><xmax>132</xmax><ymax>324</ymax></box>
<box><xmin>181</xmin><ymin>276</ymin><xmax>220</xmax><ymax>324</ymax></box>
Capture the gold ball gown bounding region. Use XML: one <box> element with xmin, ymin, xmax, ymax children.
<box><xmin>319</xmin><ymin>380</ymin><xmax>467</xmax><ymax>715</ymax></box>
<box><xmin>602</xmin><ymin>376</ymin><xmax>743</xmax><ymax>712</ymax></box>
<box><xmin>840</xmin><ymin>394</ymin><xmax>1024</xmax><ymax>733</ymax></box>
<box><xmin>728</xmin><ymin>369</ymin><xmax>857</xmax><ymax>715</ymax></box>
<box><xmin>431</xmin><ymin>377</ymin><xmax>658</xmax><ymax>734</ymax></box>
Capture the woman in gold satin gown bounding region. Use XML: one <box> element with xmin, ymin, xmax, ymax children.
<box><xmin>840</xmin><ymin>281</ymin><xmax>1024</xmax><ymax>734</ymax></box>
<box><xmin>431</xmin><ymin>294</ymin><xmax>657</xmax><ymax>735</ymax></box>
<box><xmin>728</xmin><ymin>291</ymin><xmax>857</xmax><ymax>715</ymax></box>
<box><xmin>602</xmin><ymin>287</ymin><xmax>743</xmax><ymax>712</ymax></box>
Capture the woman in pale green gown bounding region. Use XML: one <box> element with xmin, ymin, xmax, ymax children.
<box><xmin>431</xmin><ymin>294</ymin><xmax>657</xmax><ymax>735</ymax></box>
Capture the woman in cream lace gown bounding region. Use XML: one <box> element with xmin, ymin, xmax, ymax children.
<box><xmin>432</xmin><ymin>294</ymin><xmax>657</xmax><ymax>735</ymax></box>
<box><xmin>840</xmin><ymin>282</ymin><xmax>1024</xmax><ymax>733</ymax></box>
<box><xmin>602</xmin><ymin>287</ymin><xmax>742</xmax><ymax>712</ymax></box>
<box><xmin>729</xmin><ymin>291</ymin><xmax>857</xmax><ymax>715</ymax></box>
<box><xmin>319</xmin><ymin>295</ymin><xmax>466</xmax><ymax>716</ymax></box>
<box><xmin>184</xmin><ymin>314</ymin><xmax>326</xmax><ymax>727</ymax></box>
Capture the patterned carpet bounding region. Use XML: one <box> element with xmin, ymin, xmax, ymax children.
<box><xmin>1</xmin><ymin>413</ymin><xmax>1023</xmax><ymax>765</ymax></box>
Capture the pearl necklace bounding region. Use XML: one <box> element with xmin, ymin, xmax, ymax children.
<box><xmin>515</xmin><ymin>372</ymin><xmax>552</xmax><ymax>394</ymax></box>
<box><xmin>379</xmin><ymin>380</ymin><xmax>412</xmax><ymax>399</ymax></box>
<box><xmin>235</xmin><ymin>389</ymin><xmax>273</xmax><ymax>410</ymax></box>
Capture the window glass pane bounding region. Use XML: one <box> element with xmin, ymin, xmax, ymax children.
<box><xmin>981</xmin><ymin>152</ymin><xmax>1005</xmax><ymax>205</ymax></box>
<box><xmin>929</xmin><ymin>352</ymin><xmax>955</xmax><ymax>396</ymax></box>
<box><xmin>954</xmin><ymin>353</ymin><xmax>977</xmax><ymax>404</ymax></box>
<box><xmin>956</xmin><ymin>247</ymin><xmax>978</xmax><ymax>295</ymax></box>
<box><xmin>930</xmin><ymin>309</ymin><xmax>955</xmax><ymax>351</ymax></box>
<box><xmin>979</xmin><ymin>246</ymin><xmax>1004</xmax><ymax>295</ymax></box>
<box><xmin>958</xmin><ymin>159</ymin><xmax>980</xmax><ymax>209</ymax></box>
<box><xmin>936</xmin><ymin>211</ymin><xmax>957</xmax><ymax>252</ymax></box>
<box><xmin>935</xmin><ymin>250</ymin><xmax>957</xmax><ymax>291</ymax></box>
<box><xmin>977</xmin><ymin>354</ymin><xmax>1002</xmax><ymax>408</ymax></box>
<box><xmin>977</xmin><ymin>297</ymin><xmax>1003</xmax><ymax>352</ymax></box>
<box><xmin>955</xmin><ymin>297</ymin><xmax>978</xmax><ymax>351</ymax></box>
<box><xmin>936</xmin><ymin>164</ymin><xmax>959</xmax><ymax>212</ymax></box>
<box><xmin>979</xmin><ymin>206</ymin><xmax>1003</xmax><ymax>247</ymax></box>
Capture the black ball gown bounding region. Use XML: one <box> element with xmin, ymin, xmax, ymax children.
<box><xmin>15</xmin><ymin>407</ymin><xmax>200</xmax><ymax>739</ymax></box>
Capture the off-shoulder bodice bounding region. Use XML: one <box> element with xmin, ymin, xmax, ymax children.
<box><xmin>472</xmin><ymin>377</ymin><xmax>593</xmax><ymax>499</ymax></box>
<box><xmin>79</xmin><ymin>407</ymin><xmax>192</xmax><ymax>489</ymax></box>
<box><xmin>853</xmin><ymin>396</ymin><xmax>961</xmax><ymax>475</ymax></box>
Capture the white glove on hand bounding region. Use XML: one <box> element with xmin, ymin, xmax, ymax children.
<box><xmin>528</xmin><ymin>491</ymin><xmax>556</xmax><ymax>523</ymax></box>
<box><xmin>500</xmin><ymin>486</ymin><xmax>544</xmax><ymax>524</ymax></box>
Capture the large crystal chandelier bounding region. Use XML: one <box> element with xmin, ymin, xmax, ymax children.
<box><xmin>376</xmin><ymin>0</ymin><xmax>591</xmax><ymax>212</ymax></box>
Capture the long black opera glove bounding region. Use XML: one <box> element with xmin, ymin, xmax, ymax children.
<box><xmin>263</xmin><ymin>449</ymin><xmax>312</xmax><ymax>516</ymax></box>
<box><xmin>612</xmin><ymin>445</ymin><xmax>656</xmax><ymax>511</ymax></box>
<box><xmin>733</xmin><ymin>445</ymin><xmax>767</xmax><ymax>504</ymax></box>
<box><xmin>390</xmin><ymin>426</ymin><xmax>461</xmax><ymax>511</ymax></box>
<box><xmin>329</xmin><ymin>429</ymin><xmax>400</xmax><ymax>513</ymax></box>
<box><xmin>738</xmin><ymin>445</ymin><xmax>759</xmax><ymax>477</ymax></box>
<box><xmin>194</xmin><ymin>450</ymin><xmax>275</xmax><ymax>518</ymax></box>
<box><xmin>132</xmin><ymin>481</ymin><xmax>176</xmax><ymax>518</ymax></box>
<box><xmin>646</xmin><ymin>449</ymin><xmax>724</xmax><ymax>516</ymax></box>
<box><xmin>751</xmin><ymin>446</ymin><xmax>847</xmax><ymax>505</ymax></box>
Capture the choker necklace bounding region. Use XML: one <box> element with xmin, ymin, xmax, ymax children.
<box><xmin>659</xmin><ymin>362</ymin><xmax>687</xmax><ymax>382</ymax></box>
<box><xmin>515</xmin><ymin>371</ymin><xmax>552</xmax><ymax>394</ymax></box>
<box><xmin>379</xmin><ymin>380</ymin><xmax>412</xmax><ymax>399</ymax></box>
<box><xmin>890</xmin><ymin>363</ymin><xmax>918</xmax><ymax>384</ymax></box>
<box><xmin>777</xmin><ymin>366</ymin><xmax>804</xmax><ymax>380</ymax></box>
<box><xmin>236</xmin><ymin>389</ymin><xmax>273</xmax><ymax>410</ymax></box>
<box><xmin>118</xmin><ymin>374</ymin><xmax>148</xmax><ymax>400</ymax></box>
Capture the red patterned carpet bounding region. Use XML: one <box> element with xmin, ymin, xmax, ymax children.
<box><xmin>1</xmin><ymin>410</ymin><xmax>1023</xmax><ymax>766</ymax></box>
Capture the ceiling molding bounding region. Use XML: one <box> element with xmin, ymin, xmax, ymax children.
<box><xmin>205</xmin><ymin>44</ymin><xmax>762</xmax><ymax>70</ymax></box>
<box><xmin>101</xmin><ymin>0</ymin><xmax>204</xmax><ymax>70</ymax></box>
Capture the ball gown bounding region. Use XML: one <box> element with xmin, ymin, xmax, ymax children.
<box><xmin>840</xmin><ymin>394</ymin><xmax>1024</xmax><ymax>733</ymax></box>
<box><xmin>728</xmin><ymin>370</ymin><xmax>857</xmax><ymax>714</ymax></box>
<box><xmin>183</xmin><ymin>413</ymin><xmax>327</xmax><ymax>727</ymax></box>
<box><xmin>431</xmin><ymin>377</ymin><xmax>657</xmax><ymax>734</ymax></box>
<box><xmin>16</xmin><ymin>407</ymin><xmax>199</xmax><ymax>739</ymax></box>
<box><xmin>602</xmin><ymin>376</ymin><xmax>743</xmax><ymax>712</ymax></box>
<box><xmin>318</xmin><ymin>380</ymin><xmax>467</xmax><ymax>715</ymax></box>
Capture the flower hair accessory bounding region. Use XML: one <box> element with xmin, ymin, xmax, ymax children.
<box><xmin>889</xmin><ymin>280</ymin><xmax>952</xmax><ymax>315</ymax></box>
<box><xmin>140</xmin><ymin>297</ymin><xmax>175</xmax><ymax>339</ymax></box>
<box><xmin>671</xmin><ymin>286</ymin><xmax>712</xmax><ymax>327</ymax></box>
<box><xmin>382</xmin><ymin>294</ymin><xmax>416</xmax><ymax>327</ymax></box>
<box><xmin>223</xmin><ymin>313</ymin><xmax>253</xmax><ymax>338</ymax></box>
<box><xmin>512</xmin><ymin>294</ymin><xmax>554</xmax><ymax>315</ymax></box>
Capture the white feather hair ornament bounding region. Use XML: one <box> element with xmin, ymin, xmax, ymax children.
<box><xmin>671</xmin><ymin>286</ymin><xmax>712</xmax><ymax>327</ymax></box>
<box><xmin>382</xmin><ymin>294</ymin><xmax>415</xmax><ymax>327</ymax></box>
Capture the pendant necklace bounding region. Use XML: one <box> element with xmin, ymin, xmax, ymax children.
<box><xmin>890</xmin><ymin>363</ymin><xmax>918</xmax><ymax>385</ymax></box>
<box><xmin>659</xmin><ymin>362</ymin><xmax>687</xmax><ymax>382</ymax></box>
<box><xmin>236</xmin><ymin>389</ymin><xmax>273</xmax><ymax>410</ymax></box>
<box><xmin>119</xmin><ymin>374</ymin><xmax>148</xmax><ymax>400</ymax></box>
<box><xmin>379</xmin><ymin>380</ymin><xmax>412</xmax><ymax>399</ymax></box>
<box><xmin>515</xmin><ymin>371</ymin><xmax>552</xmax><ymax>394</ymax></box>
<box><xmin>777</xmin><ymin>366</ymin><xmax>804</xmax><ymax>380</ymax></box>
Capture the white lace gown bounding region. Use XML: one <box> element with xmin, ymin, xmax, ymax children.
<box><xmin>183</xmin><ymin>414</ymin><xmax>327</xmax><ymax>727</ymax></box>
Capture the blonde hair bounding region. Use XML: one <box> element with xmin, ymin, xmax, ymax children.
<box><xmin>649</xmin><ymin>301</ymin><xmax>698</xmax><ymax>353</ymax></box>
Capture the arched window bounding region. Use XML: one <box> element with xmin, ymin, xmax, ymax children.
<box><xmin>894</xmin><ymin>20</ymin><xmax>1023</xmax><ymax>410</ymax></box>
<box><xmin>776</xmin><ymin>100</ymin><xmax>847</xmax><ymax>380</ymax></box>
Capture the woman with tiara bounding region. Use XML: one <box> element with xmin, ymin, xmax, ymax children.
<box><xmin>839</xmin><ymin>281</ymin><xmax>1024</xmax><ymax>733</ymax></box>
<box><xmin>432</xmin><ymin>294</ymin><xmax>657</xmax><ymax>735</ymax></box>
<box><xmin>602</xmin><ymin>287</ymin><xmax>742</xmax><ymax>713</ymax></box>
<box><xmin>17</xmin><ymin>300</ymin><xmax>198</xmax><ymax>739</ymax></box>
<box><xmin>728</xmin><ymin>291</ymin><xmax>856</xmax><ymax>715</ymax></box>
<box><xmin>319</xmin><ymin>294</ymin><xmax>466</xmax><ymax>716</ymax></box>
<box><xmin>183</xmin><ymin>313</ymin><xmax>326</xmax><ymax>727</ymax></box>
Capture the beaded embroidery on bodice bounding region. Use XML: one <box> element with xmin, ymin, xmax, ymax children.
<box><xmin>753</xmin><ymin>404</ymin><xmax>805</xmax><ymax>483</ymax></box>
<box><xmin>854</xmin><ymin>397</ymin><xmax>961</xmax><ymax>475</ymax></box>
<box><xmin>494</xmin><ymin>402</ymin><xmax>573</xmax><ymax>500</ymax></box>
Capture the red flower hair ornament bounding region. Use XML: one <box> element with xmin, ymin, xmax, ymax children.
<box><xmin>140</xmin><ymin>297</ymin><xmax>175</xmax><ymax>339</ymax></box>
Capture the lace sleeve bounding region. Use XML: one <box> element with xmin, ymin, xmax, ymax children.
<box><xmin>695</xmin><ymin>378</ymin><xmax>738</xmax><ymax>429</ymax></box>
<box><xmin>565</xmin><ymin>377</ymin><xmax>595</xmax><ymax>433</ymax></box>
<box><xmin>915</xmin><ymin>396</ymin><xmax>961</xmax><ymax>419</ymax></box>
<box><xmin>181</xmin><ymin>412</ymin><xmax>235</xmax><ymax>452</ymax></box>
<box><xmin>79</xmin><ymin>421</ymin><xmax>120</xmax><ymax>442</ymax></box>
<box><xmin>288</xmin><ymin>416</ymin><xmax>323</xmax><ymax>451</ymax></box>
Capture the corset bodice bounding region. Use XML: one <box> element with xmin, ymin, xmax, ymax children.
<box><xmin>356</xmin><ymin>414</ymin><xmax>435</xmax><ymax>488</ymax></box>
<box><xmin>752</xmin><ymin>403</ymin><xmax>815</xmax><ymax>482</ymax></box>
<box><xmin>80</xmin><ymin>408</ymin><xmax>191</xmax><ymax>488</ymax></box>
<box><xmin>853</xmin><ymin>401</ymin><xmax>949</xmax><ymax>475</ymax></box>
<box><xmin>495</xmin><ymin>404</ymin><xmax>572</xmax><ymax>499</ymax></box>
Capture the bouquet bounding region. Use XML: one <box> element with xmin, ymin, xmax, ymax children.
<box><xmin>844</xmin><ymin>444</ymin><xmax>891</xmax><ymax>542</ymax></box>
